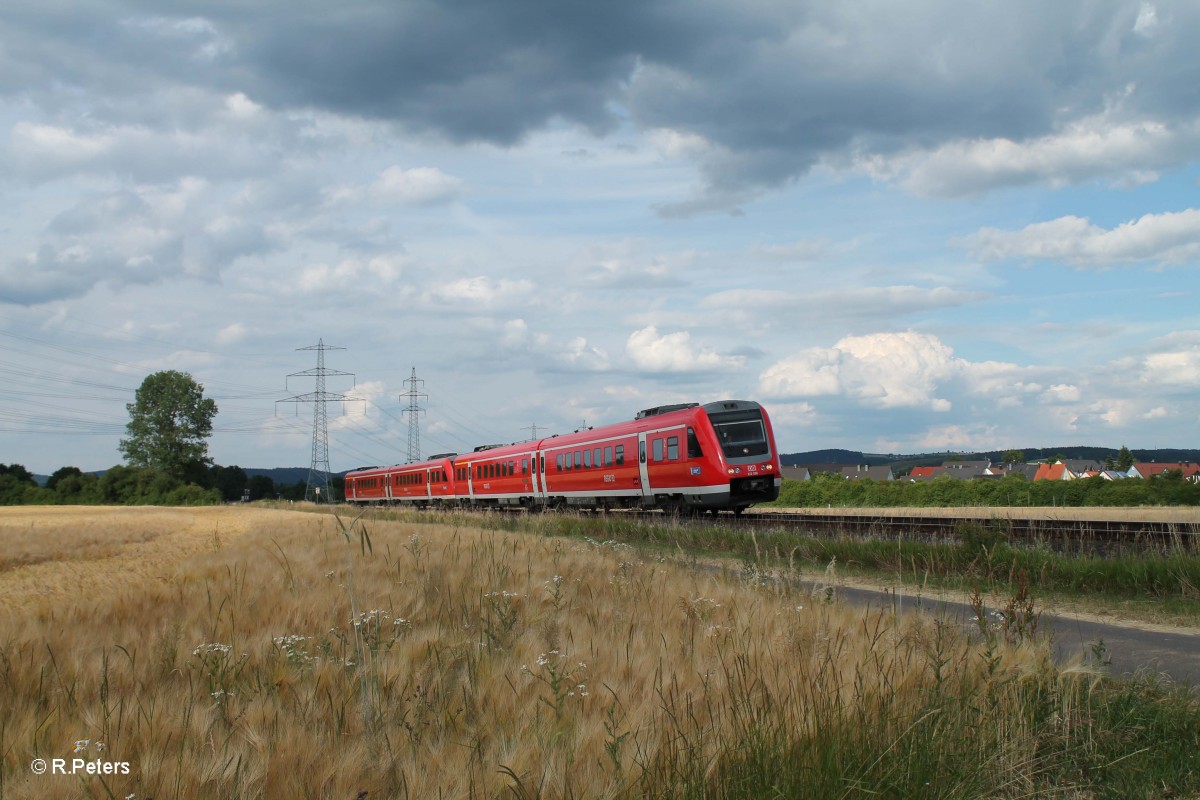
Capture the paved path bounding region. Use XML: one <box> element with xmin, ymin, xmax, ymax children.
<box><xmin>835</xmin><ymin>584</ymin><xmax>1200</xmax><ymax>688</ymax></box>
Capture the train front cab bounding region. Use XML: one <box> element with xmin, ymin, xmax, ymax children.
<box><xmin>695</xmin><ymin>400</ymin><xmax>781</xmax><ymax>512</ymax></box>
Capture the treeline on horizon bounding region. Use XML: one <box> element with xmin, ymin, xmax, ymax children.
<box><xmin>4</xmin><ymin>463</ymin><xmax>1198</xmax><ymax>509</ymax></box>
<box><xmin>770</xmin><ymin>470</ymin><xmax>1200</xmax><ymax>508</ymax></box>
<box><xmin>0</xmin><ymin>463</ymin><xmax>342</xmax><ymax>506</ymax></box>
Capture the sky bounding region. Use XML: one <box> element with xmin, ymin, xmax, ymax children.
<box><xmin>2</xmin><ymin>0</ymin><xmax>1199</xmax><ymax>475</ymax></box>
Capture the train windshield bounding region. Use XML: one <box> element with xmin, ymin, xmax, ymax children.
<box><xmin>708</xmin><ymin>408</ymin><xmax>769</xmax><ymax>459</ymax></box>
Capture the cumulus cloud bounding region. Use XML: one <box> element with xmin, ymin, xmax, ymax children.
<box><xmin>882</xmin><ymin>115</ymin><xmax>1200</xmax><ymax>198</ymax></box>
<box><xmin>759</xmin><ymin>331</ymin><xmax>959</xmax><ymax>410</ymax></box>
<box><xmin>425</xmin><ymin>276</ymin><xmax>536</xmax><ymax>310</ymax></box>
<box><xmin>1042</xmin><ymin>384</ymin><xmax>1083</xmax><ymax>404</ymax></box>
<box><xmin>328</xmin><ymin>166</ymin><xmax>465</xmax><ymax>207</ymax></box>
<box><xmin>296</xmin><ymin>256</ymin><xmax>407</xmax><ymax>295</ymax></box>
<box><xmin>914</xmin><ymin>423</ymin><xmax>1001</xmax><ymax>451</ymax></box>
<box><xmin>216</xmin><ymin>323</ymin><xmax>248</xmax><ymax>345</ymax></box>
<box><xmin>330</xmin><ymin>380</ymin><xmax>388</xmax><ymax>432</ymax></box>
<box><xmin>374</xmin><ymin>166</ymin><xmax>463</xmax><ymax>205</ymax></box>
<box><xmin>625</xmin><ymin>326</ymin><xmax>744</xmax><ymax>373</ymax></box>
<box><xmin>1130</xmin><ymin>331</ymin><xmax>1200</xmax><ymax>388</ymax></box>
<box><xmin>573</xmin><ymin>240</ymin><xmax>692</xmax><ymax>289</ymax></box>
<box><xmin>0</xmin><ymin>181</ymin><xmax>275</xmax><ymax>304</ymax></box>
<box><xmin>965</xmin><ymin>209</ymin><xmax>1200</xmax><ymax>267</ymax></box>
<box><xmin>498</xmin><ymin>318</ymin><xmax>611</xmax><ymax>372</ymax></box>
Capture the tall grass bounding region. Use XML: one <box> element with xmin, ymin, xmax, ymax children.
<box><xmin>1</xmin><ymin>506</ymin><xmax>1198</xmax><ymax>799</ymax></box>
<box><xmin>369</xmin><ymin>507</ymin><xmax>1200</xmax><ymax>608</ymax></box>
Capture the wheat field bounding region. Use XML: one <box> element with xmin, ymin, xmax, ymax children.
<box><xmin>0</xmin><ymin>505</ymin><xmax>1184</xmax><ymax>799</ymax></box>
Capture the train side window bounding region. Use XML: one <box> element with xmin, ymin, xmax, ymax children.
<box><xmin>574</xmin><ymin>451</ymin><xmax>582</xmax><ymax>468</ymax></box>
<box><xmin>583</xmin><ymin>449</ymin><xmax>592</xmax><ymax>468</ymax></box>
<box><xmin>653</xmin><ymin>438</ymin><xmax>664</xmax><ymax>462</ymax></box>
<box><xmin>604</xmin><ymin>446</ymin><xmax>612</xmax><ymax>466</ymax></box>
<box><xmin>522</xmin><ymin>458</ymin><xmax>529</xmax><ymax>475</ymax></box>
<box><xmin>510</xmin><ymin>460</ymin><xmax>515</xmax><ymax>475</ymax></box>
<box><xmin>615</xmin><ymin>445</ymin><xmax>624</xmax><ymax>466</ymax></box>
<box><xmin>687</xmin><ymin>427</ymin><xmax>703</xmax><ymax>458</ymax></box>
<box><xmin>667</xmin><ymin>436</ymin><xmax>679</xmax><ymax>460</ymax></box>
<box><xmin>556</xmin><ymin>454</ymin><xmax>564</xmax><ymax>471</ymax></box>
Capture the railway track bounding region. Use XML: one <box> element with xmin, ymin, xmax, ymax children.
<box><xmin>626</xmin><ymin>508</ymin><xmax>1200</xmax><ymax>552</ymax></box>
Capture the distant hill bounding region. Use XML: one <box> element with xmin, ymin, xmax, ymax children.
<box><xmin>243</xmin><ymin>467</ymin><xmax>316</xmax><ymax>485</ymax></box>
<box><xmin>783</xmin><ymin>449</ymin><xmax>876</xmax><ymax>466</ymax></box>
<box><xmin>782</xmin><ymin>447</ymin><xmax>1200</xmax><ymax>472</ymax></box>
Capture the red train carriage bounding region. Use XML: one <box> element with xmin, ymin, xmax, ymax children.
<box><xmin>452</xmin><ymin>441</ymin><xmax>541</xmax><ymax>508</ymax></box>
<box><xmin>344</xmin><ymin>464</ymin><xmax>391</xmax><ymax>504</ymax></box>
<box><xmin>344</xmin><ymin>456</ymin><xmax>456</xmax><ymax>506</ymax></box>
<box><xmin>533</xmin><ymin>400</ymin><xmax>780</xmax><ymax>513</ymax></box>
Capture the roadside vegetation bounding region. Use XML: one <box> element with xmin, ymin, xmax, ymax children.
<box><xmin>768</xmin><ymin>471</ymin><xmax>1200</xmax><ymax>508</ymax></box>
<box><xmin>351</xmin><ymin>506</ymin><xmax>1200</xmax><ymax>625</ymax></box>
<box><xmin>4</xmin><ymin>506</ymin><xmax>1197</xmax><ymax>799</ymax></box>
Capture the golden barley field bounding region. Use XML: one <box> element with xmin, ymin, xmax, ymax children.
<box><xmin>0</xmin><ymin>505</ymin><xmax>1192</xmax><ymax>799</ymax></box>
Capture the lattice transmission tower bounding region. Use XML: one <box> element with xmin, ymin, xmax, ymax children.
<box><xmin>278</xmin><ymin>340</ymin><xmax>356</xmax><ymax>502</ymax></box>
<box><xmin>399</xmin><ymin>367</ymin><xmax>427</xmax><ymax>463</ymax></box>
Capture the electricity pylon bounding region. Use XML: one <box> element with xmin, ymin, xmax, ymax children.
<box><xmin>399</xmin><ymin>367</ymin><xmax>426</xmax><ymax>463</ymax></box>
<box><xmin>278</xmin><ymin>340</ymin><xmax>356</xmax><ymax>502</ymax></box>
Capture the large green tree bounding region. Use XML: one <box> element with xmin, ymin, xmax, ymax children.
<box><xmin>119</xmin><ymin>371</ymin><xmax>218</xmax><ymax>481</ymax></box>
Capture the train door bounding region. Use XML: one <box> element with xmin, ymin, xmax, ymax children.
<box><xmin>385</xmin><ymin>473</ymin><xmax>392</xmax><ymax>502</ymax></box>
<box><xmin>532</xmin><ymin>450</ymin><xmax>546</xmax><ymax>504</ymax></box>
<box><xmin>637</xmin><ymin>432</ymin><xmax>653</xmax><ymax>505</ymax></box>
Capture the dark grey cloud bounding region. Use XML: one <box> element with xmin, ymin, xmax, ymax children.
<box><xmin>4</xmin><ymin>1</ymin><xmax>1200</xmax><ymax>207</ymax></box>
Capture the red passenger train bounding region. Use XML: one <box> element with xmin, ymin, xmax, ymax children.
<box><xmin>344</xmin><ymin>400</ymin><xmax>781</xmax><ymax>514</ymax></box>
